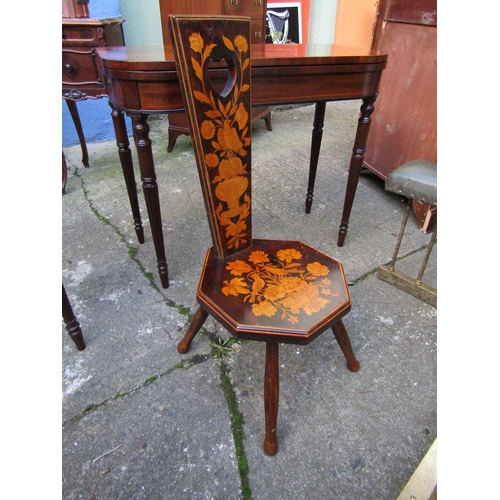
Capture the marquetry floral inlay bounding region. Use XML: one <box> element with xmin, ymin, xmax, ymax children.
<box><xmin>222</xmin><ymin>248</ymin><xmax>339</xmax><ymax>324</ymax></box>
<box><xmin>189</xmin><ymin>31</ymin><xmax>251</xmax><ymax>250</ymax></box>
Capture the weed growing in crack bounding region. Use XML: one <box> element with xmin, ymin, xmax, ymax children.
<box><xmin>211</xmin><ymin>337</ymin><xmax>239</xmax><ymax>360</ymax></box>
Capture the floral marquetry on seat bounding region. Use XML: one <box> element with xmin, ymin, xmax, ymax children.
<box><xmin>168</xmin><ymin>15</ymin><xmax>360</xmax><ymax>455</ymax></box>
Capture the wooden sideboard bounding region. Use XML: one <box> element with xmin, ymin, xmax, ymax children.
<box><xmin>159</xmin><ymin>0</ymin><xmax>272</xmax><ymax>151</ymax></box>
<box><xmin>62</xmin><ymin>16</ymin><xmax>125</xmax><ymax>167</ymax></box>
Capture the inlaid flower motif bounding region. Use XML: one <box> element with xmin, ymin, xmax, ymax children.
<box><xmin>277</xmin><ymin>249</ymin><xmax>302</xmax><ymax>264</ymax></box>
<box><xmin>188</xmin><ymin>31</ymin><xmax>252</xmax><ymax>249</ymax></box>
<box><xmin>225</xmin><ymin>260</ymin><xmax>253</xmax><ymax>276</ymax></box>
<box><xmin>307</xmin><ymin>262</ymin><xmax>330</xmax><ymax>276</ymax></box>
<box><xmin>249</xmin><ymin>251</ymin><xmax>269</xmax><ymax>265</ymax></box>
<box><xmin>234</xmin><ymin>103</ymin><xmax>249</xmax><ymax>130</ymax></box>
<box><xmin>222</xmin><ymin>248</ymin><xmax>339</xmax><ymax>324</ymax></box>
<box><xmin>201</xmin><ymin>120</ymin><xmax>216</xmax><ymax>140</ymax></box>
<box><xmin>234</xmin><ymin>34</ymin><xmax>249</xmax><ymax>53</ymax></box>
<box><xmin>216</xmin><ymin>157</ymin><xmax>247</xmax><ymax>181</ymax></box>
<box><xmin>252</xmin><ymin>300</ymin><xmax>277</xmax><ymax>318</ymax></box>
<box><xmin>280</xmin><ymin>284</ymin><xmax>330</xmax><ymax>316</ymax></box>
<box><xmin>205</xmin><ymin>153</ymin><xmax>219</xmax><ymax>168</ymax></box>
<box><xmin>264</xmin><ymin>284</ymin><xmax>286</xmax><ymax>301</ymax></box>
<box><xmin>189</xmin><ymin>33</ymin><xmax>204</xmax><ymax>53</ymax></box>
<box><xmin>217</xmin><ymin>121</ymin><xmax>245</xmax><ymax>155</ymax></box>
<box><xmin>280</xmin><ymin>276</ymin><xmax>308</xmax><ymax>293</ymax></box>
<box><xmin>222</xmin><ymin>277</ymin><xmax>249</xmax><ymax>296</ymax></box>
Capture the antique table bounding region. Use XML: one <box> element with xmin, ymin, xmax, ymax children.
<box><xmin>97</xmin><ymin>43</ymin><xmax>387</xmax><ymax>288</ymax></box>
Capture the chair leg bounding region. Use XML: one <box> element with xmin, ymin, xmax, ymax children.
<box><xmin>264</xmin><ymin>341</ymin><xmax>279</xmax><ymax>456</ymax></box>
<box><xmin>62</xmin><ymin>284</ymin><xmax>86</xmax><ymax>351</ymax></box>
<box><xmin>389</xmin><ymin>198</ymin><xmax>413</xmax><ymax>271</ymax></box>
<box><xmin>177</xmin><ymin>306</ymin><xmax>209</xmax><ymax>353</ymax></box>
<box><xmin>416</xmin><ymin>227</ymin><xmax>437</xmax><ymax>285</ymax></box>
<box><xmin>332</xmin><ymin>320</ymin><xmax>360</xmax><ymax>372</ymax></box>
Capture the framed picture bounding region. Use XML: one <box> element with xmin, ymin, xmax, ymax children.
<box><xmin>266</xmin><ymin>2</ymin><xmax>302</xmax><ymax>44</ymax></box>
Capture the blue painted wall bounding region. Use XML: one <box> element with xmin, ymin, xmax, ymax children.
<box><xmin>62</xmin><ymin>0</ymin><xmax>132</xmax><ymax>146</ymax></box>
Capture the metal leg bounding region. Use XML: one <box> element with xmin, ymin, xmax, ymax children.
<box><xmin>377</xmin><ymin>200</ymin><xmax>437</xmax><ymax>307</ymax></box>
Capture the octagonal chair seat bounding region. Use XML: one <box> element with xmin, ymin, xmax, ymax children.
<box><xmin>197</xmin><ymin>239</ymin><xmax>351</xmax><ymax>344</ymax></box>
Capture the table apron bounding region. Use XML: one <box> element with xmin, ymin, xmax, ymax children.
<box><xmin>103</xmin><ymin>63</ymin><xmax>385</xmax><ymax>114</ymax></box>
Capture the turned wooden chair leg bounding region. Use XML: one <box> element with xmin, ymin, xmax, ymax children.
<box><xmin>177</xmin><ymin>306</ymin><xmax>209</xmax><ymax>353</ymax></box>
<box><xmin>62</xmin><ymin>284</ymin><xmax>86</xmax><ymax>351</ymax></box>
<box><xmin>332</xmin><ymin>320</ymin><xmax>360</xmax><ymax>372</ymax></box>
<box><xmin>264</xmin><ymin>341</ymin><xmax>279</xmax><ymax>456</ymax></box>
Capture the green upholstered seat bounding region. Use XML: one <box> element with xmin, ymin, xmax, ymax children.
<box><xmin>385</xmin><ymin>160</ymin><xmax>437</xmax><ymax>206</ymax></box>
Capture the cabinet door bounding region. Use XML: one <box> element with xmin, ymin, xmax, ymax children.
<box><xmin>159</xmin><ymin>0</ymin><xmax>221</xmax><ymax>45</ymax></box>
<box><xmin>222</xmin><ymin>0</ymin><xmax>266</xmax><ymax>44</ymax></box>
<box><xmin>222</xmin><ymin>0</ymin><xmax>264</xmax><ymax>18</ymax></box>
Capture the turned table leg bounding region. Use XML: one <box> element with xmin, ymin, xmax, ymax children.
<box><xmin>110</xmin><ymin>103</ymin><xmax>145</xmax><ymax>244</ymax></box>
<box><xmin>305</xmin><ymin>101</ymin><xmax>326</xmax><ymax>214</ymax></box>
<box><xmin>130</xmin><ymin>113</ymin><xmax>170</xmax><ymax>289</ymax></box>
<box><xmin>264</xmin><ymin>341</ymin><xmax>279</xmax><ymax>456</ymax></box>
<box><xmin>66</xmin><ymin>99</ymin><xmax>90</xmax><ymax>168</ymax></box>
<box><xmin>62</xmin><ymin>284</ymin><xmax>86</xmax><ymax>351</ymax></box>
<box><xmin>337</xmin><ymin>96</ymin><xmax>376</xmax><ymax>247</ymax></box>
<box><xmin>62</xmin><ymin>152</ymin><xmax>68</xmax><ymax>195</ymax></box>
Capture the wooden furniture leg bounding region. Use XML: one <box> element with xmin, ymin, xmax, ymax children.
<box><xmin>66</xmin><ymin>99</ymin><xmax>90</xmax><ymax>168</ymax></box>
<box><xmin>167</xmin><ymin>113</ymin><xmax>189</xmax><ymax>152</ymax></box>
<box><xmin>337</xmin><ymin>96</ymin><xmax>376</xmax><ymax>247</ymax></box>
<box><xmin>264</xmin><ymin>341</ymin><xmax>279</xmax><ymax>456</ymax></box>
<box><xmin>332</xmin><ymin>320</ymin><xmax>360</xmax><ymax>372</ymax></box>
<box><xmin>62</xmin><ymin>152</ymin><xmax>68</xmax><ymax>195</ymax></box>
<box><xmin>305</xmin><ymin>101</ymin><xmax>326</xmax><ymax>213</ymax></box>
<box><xmin>110</xmin><ymin>103</ymin><xmax>145</xmax><ymax>244</ymax></box>
<box><xmin>130</xmin><ymin>112</ymin><xmax>170</xmax><ymax>288</ymax></box>
<box><xmin>177</xmin><ymin>306</ymin><xmax>209</xmax><ymax>353</ymax></box>
<box><xmin>263</xmin><ymin>112</ymin><xmax>273</xmax><ymax>131</ymax></box>
<box><xmin>62</xmin><ymin>284</ymin><xmax>86</xmax><ymax>351</ymax></box>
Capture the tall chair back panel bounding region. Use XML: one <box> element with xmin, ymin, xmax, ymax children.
<box><xmin>168</xmin><ymin>15</ymin><xmax>360</xmax><ymax>455</ymax></box>
<box><xmin>169</xmin><ymin>16</ymin><xmax>253</xmax><ymax>259</ymax></box>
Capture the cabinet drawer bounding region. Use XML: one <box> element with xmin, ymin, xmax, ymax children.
<box><xmin>223</xmin><ymin>0</ymin><xmax>265</xmax><ymax>18</ymax></box>
<box><xmin>62</xmin><ymin>48</ymin><xmax>102</xmax><ymax>87</ymax></box>
<box><xmin>62</xmin><ymin>27</ymin><xmax>98</xmax><ymax>45</ymax></box>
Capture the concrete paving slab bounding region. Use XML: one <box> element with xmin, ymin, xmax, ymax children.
<box><xmin>63</xmin><ymin>361</ymin><xmax>242</xmax><ymax>499</ymax></box>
